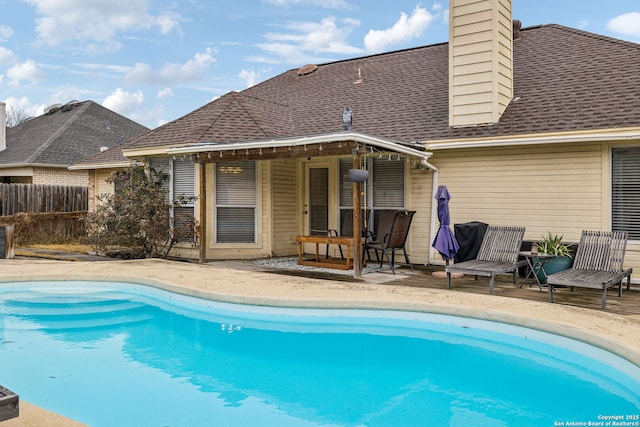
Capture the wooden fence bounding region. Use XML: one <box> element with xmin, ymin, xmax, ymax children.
<box><xmin>0</xmin><ymin>211</ymin><xmax>87</xmax><ymax>244</ymax></box>
<box><xmin>0</xmin><ymin>183</ymin><xmax>88</xmax><ymax>215</ymax></box>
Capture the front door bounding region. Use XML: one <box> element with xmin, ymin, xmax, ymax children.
<box><xmin>305</xmin><ymin>166</ymin><xmax>329</xmax><ymax>237</ymax></box>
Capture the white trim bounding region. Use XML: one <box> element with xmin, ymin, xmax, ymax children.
<box><xmin>68</xmin><ymin>161</ymin><xmax>140</xmax><ymax>171</ymax></box>
<box><xmin>426</xmin><ymin>131</ymin><xmax>640</xmax><ymax>150</ymax></box>
<box><xmin>166</xmin><ymin>131</ymin><xmax>439</xmax><ymax>172</ymax></box>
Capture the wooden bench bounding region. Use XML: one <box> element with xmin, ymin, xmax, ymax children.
<box><xmin>546</xmin><ymin>230</ymin><xmax>633</xmax><ymax>309</ymax></box>
<box><xmin>445</xmin><ymin>226</ymin><xmax>527</xmax><ymax>294</ymax></box>
<box><xmin>296</xmin><ymin>235</ymin><xmax>354</xmax><ymax>270</ymax></box>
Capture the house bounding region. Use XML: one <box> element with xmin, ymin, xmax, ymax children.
<box><xmin>74</xmin><ymin>0</ymin><xmax>640</xmax><ymax>280</ymax></box>
<box><xmin>1</xmin><ymin>100</ymin><xmax>149</xmax><ymax>205</ymax></box>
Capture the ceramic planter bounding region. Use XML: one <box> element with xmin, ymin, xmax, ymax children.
<box><xmin>534</xmin><ymin>255</ymin><xmax>572</xmax><ymax>284</ymax></box>
<box><xmin>349</xmin><ymin>169</ymin><xmax>368</xmax><ymax>183</ymax></box>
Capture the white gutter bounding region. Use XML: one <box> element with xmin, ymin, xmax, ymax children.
<box><xmin>426</xmin><ymin>130</ymin><xmax>640</xmax><ymax>150</ymax></box>
<box><xmin>69</xmin><ymin>160</ymin><xmax>140</xmax><ymax>171</ymax></box>
<box><xmin>166</xmin><ymin>131</ymin><xmax>439</xmax><ymax>171</ymax></box>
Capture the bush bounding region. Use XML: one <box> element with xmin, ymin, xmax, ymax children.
<box><xmin>85</xmin><ymin>165</ymin><xmax>197</xmax><ymax>259</ymax></box>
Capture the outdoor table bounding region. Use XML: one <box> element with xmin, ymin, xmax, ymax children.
<box><xmin>519</xmin><ymin>251</ymin><xmax>557</xmax><ymax>291</ymax></box>
<box><xmin>296</xmin><ymin>235</ymin><xmax>354</xmax><ymax>270</ymax></box>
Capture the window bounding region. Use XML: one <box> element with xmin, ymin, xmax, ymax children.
<box><xmin>148</xmin><ymin>157</ymin><xmax>196</xmax><ymax>242</ymax></box>
<box><xmin>339</xmin><ymin>157</ymin><xmax>405</xmax><ymax>232</ymax></box>
<box><xmin>612</xmin><ymin>147</ymin><xmax>640</xmax><ymax>240</ymax></box>
<box><xmin>215</xmin><ymin>161</ymin><xmax>256</xmax><ymax>243</ymax></box>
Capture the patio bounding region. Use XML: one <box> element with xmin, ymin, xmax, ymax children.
<box><xmin>244</xmin><ymin>259</ymin><xmax>640</xmax><ymax>317</ymax></box>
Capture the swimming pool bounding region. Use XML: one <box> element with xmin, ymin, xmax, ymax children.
<box><xmin>1</xmin><ymin>280</ymin><xmax>639</xmax><ymax>427</ymax></box>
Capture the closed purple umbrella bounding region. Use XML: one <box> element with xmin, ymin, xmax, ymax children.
<box><xmin>432</xmin><ymin>185</ymin><xmax>460</xmax><ymax>262</ymax></box>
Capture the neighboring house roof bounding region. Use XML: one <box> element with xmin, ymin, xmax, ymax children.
<box><xmin>3</xmin><ymin>100</ymin><xmax>149</xmax><ymax>168</ymax></box>
<box><xmin>120</xmin><ymin>24</ymin><xmax>640</xmax><ymax>154</ymax></box>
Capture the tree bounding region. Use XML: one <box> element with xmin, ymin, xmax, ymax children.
<box><xmin>85</xmin><ymin>165</ymin><xmax>197</xmax><ymax>259</ymax></box>
<box><xmin>5</xmin><ymin>105</ymin><xmax>32</xmax><ymax>128</ymax></box>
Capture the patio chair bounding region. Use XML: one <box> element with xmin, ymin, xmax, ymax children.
<box><xmin>363</xmin><ymin>209</ymin><xmax>398</xmax><ymax>263</ymax></box>
<box><xmin>327</xmin><ymin>209</ymin><xmax>369</xmax><ymax>259</ymax></box>
<box><xmin>362</xmin><ymin>210</ymin><xmax>416</xmax><ymax>274</ymax></box>
<box><xmin>546</xmin><ymin>230</ymin><xmax>633</xmax><ymax>309</ymax></box>
<box><xmin>445</xmin><ymin>225</ymin><xmax>527</xmax><ymax>294</ymax></box>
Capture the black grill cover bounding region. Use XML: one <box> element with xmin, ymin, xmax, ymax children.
<box><xmin>453</xmin><ymin>221</ymin><xmax>489</xmax><ymax>263</ymax></box>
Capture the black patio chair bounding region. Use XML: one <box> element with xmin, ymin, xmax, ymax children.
<box><xmin>362</xmin><ymin>210</ymin><xmax>416</xmax><ymax>274</ymax></box>
<box><xmin>327</xmin><ymin>208</ymin><xmax>369</xmax><ymax>259</ymax></box>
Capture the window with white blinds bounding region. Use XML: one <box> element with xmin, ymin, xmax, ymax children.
<box><xmin>339</xmin><ymin>158</ymin><xmax>404</xmax><ymax>208</ymax></box>
<box><xmin>149</xmin><ymin>157</ymin><xmax>195</xmax><ymax>242</ymax></box>
<box><xmin>173</xmin><ymin>158</ymin><xmax>195</xmax><ymax>205</ymax></box>
<box><xmin>612</xmin><ymin>147</ymin><xmax>640</xmax><ymax>240</ymax></box>
<box><xmin>148</xmin><ymin>157</ymin><xmax>170</xmax><ymax>201</ymax></box>
<box><xmin>215</xmin><ymin>161</ymin><xmax>256</xmax><ymax>243</ymax></box>
<box><xmin>338</xmin><ymin>157</ymin><xmax>405</xmax><ymax>233</ymax></box>
<box><xmin>372</xmin><ymin>157</ymin><xmax>404</xmax><ymax>208</ymax></box>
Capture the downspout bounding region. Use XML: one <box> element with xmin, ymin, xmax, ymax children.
<box><xmin>413</xmin><ymin>158</ymin><xmax>441</xmax><ymax>266</ymax></box>
<box><xmin>427</xmin><ymin>164</ymin><xmax>440</xmax><ymax>266</ymax></box>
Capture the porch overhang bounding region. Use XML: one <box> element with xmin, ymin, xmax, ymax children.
<box><xmin>166</xmin><ymin>131</ymin><xmax>438</xmax><ymax>171</ymax></box>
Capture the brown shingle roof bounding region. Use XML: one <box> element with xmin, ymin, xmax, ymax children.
<box><xmin>3</xmin><ymin>101</ymin><xmax>149</xmax><ymax>166</ymax></box>
<box><xmin>122</xmin><ymin>24</ymin><xmax>640</xmax><ymax>151</ymax></box>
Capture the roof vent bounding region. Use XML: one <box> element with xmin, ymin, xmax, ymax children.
<box><xmin>61</xmin><ymin>100</ymin><xmax>81</xmax><ymax>112</ymax></box>
<box><xmin>100</xmin><ymin>146</ymin><xmax>109</xmax><ymax>152</ymax></box>
<box><xmin>296</xmin><ymin>64</ymin><xmax>318</xmax><ymax>76</ymax></box>
<box><xmin>44</xmin><ymin>103</ymin><xmax>61</xmax><ymax>115</ymax></box>
<box><xmin>513</xmin><ymin>19</ymin><xmax>522</xmax><ymax>40</ymax></box>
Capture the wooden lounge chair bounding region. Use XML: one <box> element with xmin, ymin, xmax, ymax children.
<box><xmin>445</xmin><ymin>225</ymin><xmax>526</xmax><ymax>294</ymax></box>
<box><xmin>546</xmin><ymin>230</ymin><xmax>632</xmax><ymax>309</ymax></box>
<box><xmin>363</xmin><ymin>210</ymin><xmax>416</xmax><ymax>274</ymax></box>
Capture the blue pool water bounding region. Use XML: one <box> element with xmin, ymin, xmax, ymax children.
<box><xmin>1</xmin><ymin>281</ymin><xmax>639</xmax><ymax>427</ymax></box>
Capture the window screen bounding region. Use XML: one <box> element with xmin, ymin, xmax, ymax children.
<box><xmin>216</xmin><ymin>161</ymin><xmax>256</xmax><ymax>243</ymax></box>
<box><xmin>612</xmin><ymin>147</ymin><xmax>640</xmax><ymax>239</ymax></box>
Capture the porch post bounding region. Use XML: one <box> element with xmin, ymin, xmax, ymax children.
<box><xmin>199</xmin><ymin>162</ymin><xmax>207</xmax><ymax>264</ymax></box>
<box><xmin>352</xmin><ymin>155</ymin><xmax>362</xmax><ymax>278</ymax></box>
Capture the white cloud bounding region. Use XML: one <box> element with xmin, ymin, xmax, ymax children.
<box><xmin>2</xmin><ymin>96</ymin><xmax>45</xmax><ymax>118</ymax></box>
<box><xmin>124</xmin><ymin>48</ymin><xmax>216</xmax><ymax>85</ymax></box>
<box><xmin>364</xmin><ymin>6</ymin><xmax>434</xmax><ymax>53</ymax></box>
<box><xmin>607</xmin><ymin>12</ymin><xmax>640</xmax><ymax>38</ymax></box>
<box><xmin>0</xmin><ymin>47</ymin><xmax>16</xmax><ymax>66</ymax></box>
<box><xmin>73</xmin><ymin>63</ymin><xmax>132</xmax><ymax>74</ymax></box>
<box><xmin>102</xmin><ymin>88</ymin><xmax>144</xmax><ymax>116</ymax></box>
<box><xmin>22</xmin><ymin>0</ymin><xmax>182</xmax><ymax>50</ymax></box>
<box><xmin>239</xmin><ymin>69</ymin><xmax>259</xmax><ymax>87</ymax></box>
<box><xmin>0</xmin><ymin>25</ymin><xmax>13</xmax><ymax>41</ymax></box>
<box><xmin>255</xmin><ymin>16</ymin><xmax>362</xmax><ymax>64</ymax></box>
<box><xmin>6</xmin><ymin>60</ymin><xmax>46</xmax><ymax>85</ymax></box>
<box><xmin>48</xmin><ymin>84</ymin><xmax>90</xmax><ymax>105</ymax></box>
<box><xmin>265</xmin><ymin>0</ymin><xmax>355</xmax><ymax>9</ymax></box>
<box><xmin>157</xmin><ymin>87</ymin><xmax>174</xmax><ymax>99</ymax></box>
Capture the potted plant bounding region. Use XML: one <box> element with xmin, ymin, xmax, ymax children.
<box><xmin>533</xmin><ymin>232</ymin><xmax>573</xmax><ymax>284</ymax></box>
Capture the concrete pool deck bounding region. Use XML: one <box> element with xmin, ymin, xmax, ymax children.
<box><xmin>1</xmin><ymin>257</ymin><xmax>639</xmax><ymax>426</ymax></box>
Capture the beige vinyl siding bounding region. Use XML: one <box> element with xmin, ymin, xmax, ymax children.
<box><xmin>271</xmin><ymin>159</ymin><xmax>299</xmax><ymax>256</ymax></box>
<box><xmin>449</xmin><ymin>0</ymin><xmax>512</xmax><ymax>126</ymax></box>
<box><xmin>433</xmin><ymin>142</ymin><xmax>603</xmax><ymax>244</ymax></box>
<box><xmin>95</xmin><ymin>169</ymin><xmax>116</xmax><ymax>204</ymax></box>
<box><xmin>408</xmin><ymin>167</ymin><xmax>434</xmax><ymax>265</ymax></box>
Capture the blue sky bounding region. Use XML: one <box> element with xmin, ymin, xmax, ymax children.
<box><xmin>1</xmin><ymin>0</ymin><xmax>639</xmax><ymax>129</ymax></box>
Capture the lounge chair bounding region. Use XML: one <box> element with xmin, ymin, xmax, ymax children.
<box><xmin>362</xmin><ymin>210</ymin><xmax>416</xmax><ymax>274</ymax></box>
<box><xmin>546</xmin><ymin>230</ymin><xmax>632</xmax><ymax>309</ymax></box>
<box><xmin>445</xmin><ymin>225</ymin><xmax>526</xmax><ymax>294</ymax></box>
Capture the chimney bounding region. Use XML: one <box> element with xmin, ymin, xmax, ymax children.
<box><xmin>0</xmin><ymin>102</ymin><xmax>6</xmax><ymax>152</ymax></box>
<box><xmin>449</xmin><ymin>0</ymin><xmax>514</xmax><ymax>127</ymax></box>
